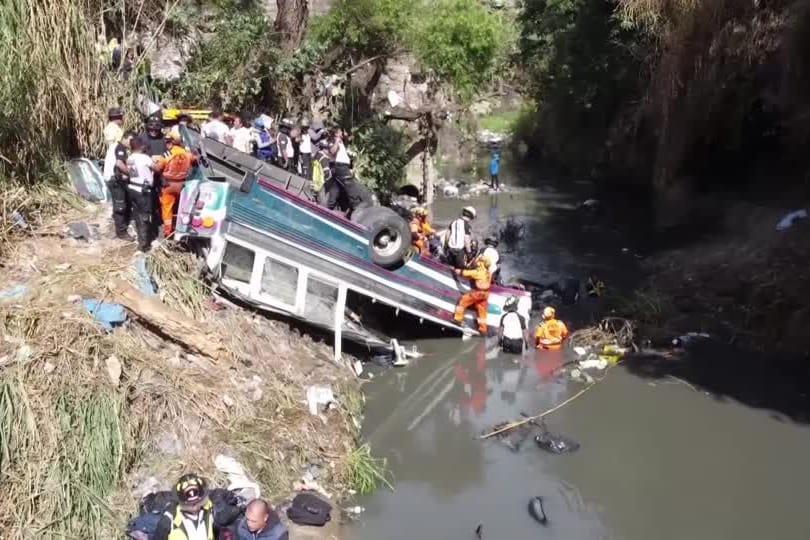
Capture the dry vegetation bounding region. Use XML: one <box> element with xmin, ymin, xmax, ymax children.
<box><xmin>615</xmin><ymin>203</ymin><xmax>810</xmax><ymax>355</ymax></box>
<box><xmin>0</xmin><ymin>205</ymin><xmax>368</xmax><ymax>538</ymax></box>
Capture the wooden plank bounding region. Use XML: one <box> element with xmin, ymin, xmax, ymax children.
<box><xmin>109</xmin><ymin>278</ymin><xmax>227</xmax><ymax>361</ymax></box>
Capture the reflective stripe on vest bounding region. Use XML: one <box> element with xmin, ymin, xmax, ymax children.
<box><xmin>447</xmin><ymin>218</ymin><xmax>466</xmax><ymax>250</ymax></box>
<box><xmin>165</xmin><ymin>501</ymin><xmax>214</xmax><ymax>540</ymax></box>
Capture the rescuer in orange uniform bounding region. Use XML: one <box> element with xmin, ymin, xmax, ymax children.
<box><xmin>453</xmin><ymin>255</ymin><xmax>492</xmax><ymax>333</ymax></box>
<box><xmin>409</xmin><ymin>207</ymin><xmax>435</xmax><ymax>255</ymax></box>
<box><xmin>154</xmin><ymin>129</ymin><xmax>195</xmax><ymax>237</ymax></box>
<box><xmin>534</xmin><ymin>306</ymin><xmax>569</xmax><ymax>349</ymax></box>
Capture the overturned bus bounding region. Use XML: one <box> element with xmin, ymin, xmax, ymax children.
<box><xmin>173</xmin><ymin>127</ymin><xmax>532</xmax><ymax>356</ymax></box>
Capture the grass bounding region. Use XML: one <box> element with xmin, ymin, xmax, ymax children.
<box><xmin>478</xmin><ymin>109</ymin><xmax>522</xmax><ymax>134</ymax></box>
<box><xmin>608</xmin><ymin>288</ymin><xmax>675</xmax><ymax>327</ymax></box>
<box><xmin>147</xmin><ymin>246</ymin><xmax>209</xmax><ymax>320</ymax></box>
<box><xmin>0</xmin><ymin>212</ymin><xmax>368</xmax><ymax>537</ymax></box>
<box><xmin>345</xmin><ymin>444</ymin><xmax>392</xmax><ymax>496</ymax></box>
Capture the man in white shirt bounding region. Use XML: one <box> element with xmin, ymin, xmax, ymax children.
<box><xmin>228</xmin><ymin>115</ymin><xmax>252</xmax><ymax>154</ymax></box>
<box><xmin>329</xmin><ymin>127</ymin><xmax>352</xmax><ymax>179</ymax></box>
<box><xmin>498</xmin><ymin>296</ymin><xmax>529</xmax><ymax>354</ymax></box>
<box><xmin>446</xmin><ymin>206</ymin><xmax>476</xmax><ymax>269</ymax></box>
<box><xmin>298</xmin><ymin>118</ymin><xmax>313</xmax><ymax>179</ymax></box>
<box><xmin>201</xmin><ymin>110</ymin><xmax>229</xmax><ymax>142</ymax></box>
<box><xmin>482</xmin><ymin>236</ymin><xmax>501</xmax><ymax>283</ymax></box>
<box><xmin>126</xmin><ymin>136</ymin><xmax>159</xmax><ymax>252</ymax></box>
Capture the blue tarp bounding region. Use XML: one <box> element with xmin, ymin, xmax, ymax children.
<box><xmin>0</xmin><ymin>284</ymin><xmax>28</xmax><ymax>302</ymax></box>
<box><xmin>82</xmin><ymin>298</ymin><xmax>128</xmax><ymax>330</ymax></box>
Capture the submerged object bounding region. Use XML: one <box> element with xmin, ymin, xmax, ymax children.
<box><xmin>534</xmin><ymin>421</ymin><xmax>580</xmax><ymax>454</ymax></box>
<box><xmin>475</xmin><ymin>523</ymin><xmax>483</xmax><ymax>539</ymax></box>
<box><xmin>528</xmin><ymin>496</ymin><xmax>548</xmax><ymax>525</ymax></box>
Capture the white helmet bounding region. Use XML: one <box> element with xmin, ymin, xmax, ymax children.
<box><xmin>462</xmin><ymin>206</ymin><xmax>477</xmax><ymax>220</ymax></box>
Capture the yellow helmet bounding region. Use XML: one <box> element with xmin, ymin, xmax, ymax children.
<box><xmin>412</xmin><ymin>207</ymin><xmax>428</xmax><ymax>217</ymax></box>
<box><xmin>542</xmin><ymin>306</ymin><xmax>556</xmax><ymax>320</ymax></box>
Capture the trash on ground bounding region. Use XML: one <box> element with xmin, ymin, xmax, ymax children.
<box><xmin>534</xmin><ymin>420</ymin><xmax>580</xmax><ymax>454</ymax></box>
<box><xmin>528</xmin><ymin>496</ymin><xmax>549</xmax><ymax>525</ymax></box>
<box><xmin>0</xmin><ymin>284</ymin><xmax>28</xmax><ymax>303</ymax></box>
<box><xmin>10</xmin><ymin>210</ymin><xmax>29</xmax><ymax>229</ymax></box>
<box><xmin>293</xmin><ymin>477</ymin><xmax>331</xmax><ymax>499</ymax></box>
<box><xmin>67</xmin><ymin>294</ymin><xmax>82</xmax><ymax>303</ymax></box>
<box><xmin>55</xmin><ymin>263</ymin><xmax>72</xmax><ymax>271</ymax></box>
<box><xmin>214</xmin><ymin>454</ymin><xmax>261</xmax><ymax>500</ymax></box>
<box><xmin>352</xmin><ymin>359</ymin><xmax>364</xmax><ymax>375</ymax></box>
<box><xmin>82</xmin><ymin>298</ymin><xmax>128</xmax><ymax>331</ymax></box>
<box><xmin>66</xmin><ymin>221</ymin><xmax>100</xmax><ymax>242</ymax></box>
<box><xmin>16</xmin><ymin>344</ymin><xmax>33</xmax><ymax>363</ymax></box>
<box><xmin>105</xmin><ymin>355</ymin><xmax>123</xmax><ymax>386</ymax></box>
<box><xmin>133</xmin><ymin>254</ymin><xmax>157</xmax><ymax>296</ymax></box>
<box><xmin>287</xmin><ymin>492</ymin><xmax>332</xmax><ymax>527</ymax></box>
<box><xmin>776</xmin><ymin>209</ymin><xmax>807</xmax><ymax>231</ymax></box>
<box><xmin>67</xmin><ymin>157</ymin><xmax>110</xmax><ymax>202</ymax></box>
<box><xmin>306</xmin><ymin>385</ymin><xmax>336</xmax><ymax>416</ymax></box>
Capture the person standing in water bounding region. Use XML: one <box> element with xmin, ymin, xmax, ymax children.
<box><xmin>489</xmin><ymin>150</ymin><xmax>500</xmax><ymax>190</ymax></box>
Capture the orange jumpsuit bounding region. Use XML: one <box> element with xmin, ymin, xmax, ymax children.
<box><xmin>410</xmin><ymin>217</ymin><xmax>435</xmax><ymax>255</ymax></box>
<box><xmin>453</xmin><ymin>263</ymin><xmax>492</xmax><ymax>333</ymax></box>
<box><xmin>535</xmin><ymin>319</ymin><xmax>569</xmax><ymax>349</ymax></box>
<box><xmin>155</xmin><ymin>145</ymin><xmax>194</xmax><ymax>236</ymax></box>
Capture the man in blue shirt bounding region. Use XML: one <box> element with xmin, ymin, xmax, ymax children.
<box><xmin>489</xmin><ymin>151</ymin><xmax>500</xmax><ymax>190</ymax></box>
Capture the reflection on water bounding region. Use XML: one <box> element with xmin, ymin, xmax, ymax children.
<box><xmin>350</xmin><ymin>182</ymin><xmax>810</xmax><ymax>540</ymax></box>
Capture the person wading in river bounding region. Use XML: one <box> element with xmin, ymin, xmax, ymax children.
<box><xmin>498</xmin><ymin>296</ymin><xmax>529</xmax><ymax>353</ymax></box>
<box><xmin>453</xmin><ymin>254</ymin><xmax>492</xmax><ymax>334</ymax></box>
<box><xmin>535</xmin><ymin>306</ymin><xmax>569</xmax><ymax>349</ymax></box>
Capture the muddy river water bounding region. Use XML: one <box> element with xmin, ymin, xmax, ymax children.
<box><xmin>348</xmin><ymin>177</ymin><xmax>810</xmax><ymax>540</ymax></box>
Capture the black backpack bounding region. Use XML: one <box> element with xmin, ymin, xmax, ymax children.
<box><xmin>286</xmin><ymin>492</ymin><xmax>332</xmax><ymax>527</ymax></box>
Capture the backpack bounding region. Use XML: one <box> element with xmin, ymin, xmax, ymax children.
<box><xmin>286</xmin><ymin>492</ymin><xmax>331</xmax><ymax>527</ymax></box>
<box><xmin>311</xmin><ymin>159</ymin><xmax>325</xmax><ymax>191</ymax></box>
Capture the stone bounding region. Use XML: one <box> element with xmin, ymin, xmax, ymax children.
<box><xmin>105</xmin><ymin>355</ymin><xmax>123</xmax><ymax>387</ymax></box>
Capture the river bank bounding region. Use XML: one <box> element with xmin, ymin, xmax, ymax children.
<box><xmin>0</xmin><ymin>196</ymin><xmax>366</xmax><ymax>538</ymax></box>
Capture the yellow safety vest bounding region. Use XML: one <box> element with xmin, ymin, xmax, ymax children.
<box><xmin>165</xmin><ymin>500</ymin><xmax>214</xmax><ymax>540</ymax></box>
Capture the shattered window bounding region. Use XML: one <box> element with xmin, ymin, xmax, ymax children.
<box><xmin>261</xmin><ymin>258</ymin><xmax>299</xmax><ymax>306</ymax></box>
<box><xmin>222</xmin><ymin>242</ymin><xmax>254</xmax><ymax>283</ymax></box>
<box><xmin>303</xmin><ymin>278</ymin><xmax>338</xmax><ymax>325</ymax></box>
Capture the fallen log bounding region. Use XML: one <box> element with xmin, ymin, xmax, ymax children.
<box><xmin>109</xmin><ymin>278</ymin><xmax>227</xmax><ymax>361</ymax></box>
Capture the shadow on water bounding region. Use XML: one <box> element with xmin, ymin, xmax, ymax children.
<box><xmin>624</xmin><ymin>342</ymin><xmax>810</xmax><ymax>424</ymax></box>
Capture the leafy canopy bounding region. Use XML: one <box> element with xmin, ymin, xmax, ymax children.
<box><xmin>311</xmin><ymin>0</ymin><xmax>509</xmax><ymax>99</ymax></box>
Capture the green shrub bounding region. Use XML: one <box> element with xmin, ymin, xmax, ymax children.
<box><xmin>351</xmin><ymin>120</ymin><xmax>410</xmax><ymax>194</ymax></box>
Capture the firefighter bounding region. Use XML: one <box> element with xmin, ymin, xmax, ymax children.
<box><xmin>153</xmin><ymin>473</ymin><xmax>215</xmax><ymax>540</ymax></box>
<box><xmin>409</xmin><ymin>207</ymin><xmax>435</xmax><ymax>256</ymax></box>
<box><xmin>534</xmin><ymin>306</ymin><xmax>569</xmax><ymax>350</ymax></box>
<box><xmin>155</xmin><ymin>128</ymin><xmax>195</xmax><ymax>237</ymax></box>
<box><xmin>453</xmin><ymin>254</ymin><xmax>492</xmax><ymax>334</ymax></box>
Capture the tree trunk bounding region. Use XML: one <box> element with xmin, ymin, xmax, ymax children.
<box><xmin>275</xmin><ymin>0</ymin><xmax>309</xmax><ymax>52</ymax></box>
